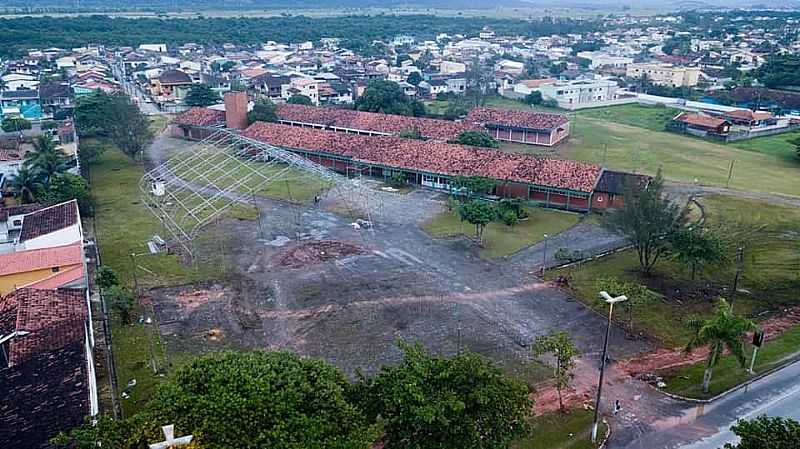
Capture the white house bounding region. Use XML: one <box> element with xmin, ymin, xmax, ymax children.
<box><xmin>282</xmin><ymin>78</ymin><xmax>320</xmax><ymax>105</ymax></box>
<box><xmin>139</xmin><ymin>43</ymin><xmax>167</xmax><ymax>53</ymax></box>
<box><xmin>1</xmin><ymin>73</ymin><xmax>39</xmax><ymax>91</ymax></box>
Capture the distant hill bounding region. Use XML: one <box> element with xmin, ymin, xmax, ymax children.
<box><xmin>4</xmin><ymin>0</ymin><xmax>799</xmax><ymax>10</ymax></box>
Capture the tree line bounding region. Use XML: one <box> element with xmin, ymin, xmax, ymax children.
<box><xmin>0</xmin><ymin>14</ymin><xmax>605</xmax><ymax>58</ymax></box>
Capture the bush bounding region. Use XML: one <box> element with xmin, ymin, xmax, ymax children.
<box><xmin>106</xmin><ymin>285</ymin><xmax>136</xmax><ymax>324</ymax></box>
<box><xmin>95</xmin><ymin>266</ymin><xmax>120</xmax><ymax>291</ymax></box>
<box><xmin>388</xmin><ymin>172</ymin><xmax>406</xmax><ymax>188</ymax></box>
<box><xmin>456</xmin><ymin>131</ymin><xmax>499</xmax><ymax>148</ymax></box>
<box><xmin>1</xmin><ymin>117</ymin><xmax>32</xmax><ymax>132</ymax></box>
<box><xmin>501</xmin><ymin>209</ymin><xmax>518</xmax><ymax>227</ymax></box>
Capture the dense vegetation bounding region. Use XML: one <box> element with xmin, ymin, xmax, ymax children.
<box><xmin>0</xmin><ymin>14</ymin><xmax>603</xmax><ymax>57</ymax></box>
<box><xmin>55</xmin><ymin>346</ymin><xmax>533</xmax><ymax>449</ymax></box>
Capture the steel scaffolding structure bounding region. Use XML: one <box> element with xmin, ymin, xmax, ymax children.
<box><xmin>139</xmin><ymin>128</ymin><xmax>380</xmax><ymax>258</ymax></box>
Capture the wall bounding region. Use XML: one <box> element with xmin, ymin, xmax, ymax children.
<box><xmin>21</xmin><ymin>224</ymin><xmax>82</xmax><ymax>251</ymax></box>
<box><xmin>0</xmin><ymin>263</ymin><xmax>82</xmax><ymax>295</ymax></box>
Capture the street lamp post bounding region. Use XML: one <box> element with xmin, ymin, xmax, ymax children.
<box><xmin>591</xmin><ymin>291</ymin><xmax>628</xmax><ymax>443</ymax></box>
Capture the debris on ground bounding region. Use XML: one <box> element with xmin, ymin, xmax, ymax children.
<box><xmin>275</xmin><ymin>241</ymin><xmax>365</xmax><ymax>268</ymax></box>
<box><xmin>174</xmin><ymin>286</ymin><xmax>229</xmax><ymax>313</ymax></box>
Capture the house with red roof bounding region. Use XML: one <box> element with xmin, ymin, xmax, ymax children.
<box><xmin>0</xmin><ymin>288</ymin><xmax>98</xmax><ymax>449</ymax></box>
<box><xmin>671</xmin><ymin>112</ymin><xmax>731</xmax><ymax>137</ymax></box>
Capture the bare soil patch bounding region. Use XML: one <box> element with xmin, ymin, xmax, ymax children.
<box><xmin>274</xmin><ymin>240</ymin><xmax>365</xmax><ymax>268</ymax></box>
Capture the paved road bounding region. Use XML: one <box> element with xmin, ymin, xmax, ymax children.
<box><xmin>614</xmin><ymin>360</ymin><xmax>800</xmax><ymax>449</ymax></box>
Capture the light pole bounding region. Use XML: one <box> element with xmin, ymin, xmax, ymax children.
<box><xmin>591</xmin><ymin>291</ymin><xmax>628</xmax><ymax>443</ymax></box>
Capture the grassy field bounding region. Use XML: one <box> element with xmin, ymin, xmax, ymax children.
<box><xmin>484</xmin><ymin>99</ymin><xmax>800</xmax><ymax>197</ymax></box>
<box><xmin>546</xmin><ymin>195</ymin><xmax>800</xmax><ymax>347</ymax></box>
<box><xmin>513</xmin><ymin>409</ymin><xmax>603</xmax><ymax>449</ymax></box>
<box><xmin>168</xmin><ymin>151</ymin><xmax>333</xmax><ymax>204</ymax></box>
<box><xmin>662</xmin><ymin>325</ymin><xmax>800</xmax><ymax>399</ymax></box>
<box><xmin>423</xmin><ymin>205</ymin><xmax>581</xmax><ymax>259</ymax></box>
<box><xmin>90</xmin><ymin>140</ymin><xmax>254</xmax><ymax>415</ymax></box>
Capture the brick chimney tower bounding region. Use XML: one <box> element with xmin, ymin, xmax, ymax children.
<box><xmin>224</xmin><ymin>91</ymin><xmax>249</xmax><ymax>130</ymax></box>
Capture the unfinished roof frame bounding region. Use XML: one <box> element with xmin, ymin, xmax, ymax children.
<box><xmin>139</xmin><ymin>128</ymin><xmax>380</xmax><ymax>258</ymax></box>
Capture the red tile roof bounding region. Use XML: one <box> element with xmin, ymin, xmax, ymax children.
<box><xmin>723</xmin><ymin>109</ymin><xmax>773</xmax><ymax>121</ymax></box>
<box><xmin>0</xmin><ymin>288</ymin><xmax>90</xmax><ymax>449</ymax></box>
<box><xmin>21</xmin><ymin>265</ymin><xmax>85</xmax><ymax>290</ymax></box>
<box><xmin>466</xmin><ymin>107</ymin><xmax>570</xmax><ymax>131</ymax></box>
<box><xmin>0</xmin><ymin>243</ymin><xmax>83</xmax><ymax>276</ymax></box>
<box><xmin>242</xmin><ymin>122</ymin><xmax>600</xmax><ymax>192</ymax></box>
<box><xmin>172</xmin><ymin>107</ymin><xmax>227</xmax><ymax>127</ymax></box>
<box><xmin>275</xmin><ymin>104</ymin><xmax>474</xmax><ymax>141</ymax></box>
<box><xmin>19</xmin><ymin>200</ymin><xmax>79</xmax><ymax>242</ymax></box>
<box><xmin>674</xmin><ymin>112</ymin><xmax>729</xmax><ymax>129</ymax></box>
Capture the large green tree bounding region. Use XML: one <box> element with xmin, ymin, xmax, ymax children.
<box><xmin>247</xmin><ymin>98</ymin><xmax>278</xmax><ymax>123</ymax></box>
<box><xmin>459</xmin><ymin>199</ymin><xmax>497</xmax><ymax>244</ymax></box>
<box><xmin>595</xmin><ymin>276</ymin><xmax>659</xmax><ymax>333</ymax></box>
<box><xmin>41</xmin><ymin>173</ymin><xmax>93</xmax><ymax>216</ymax></box>
<box><xmin>723</xmin><ymin>416</ymin><xmax>800</xmax><ymax>449</ymax></box>
<box><xmin>685</xmin><ymin>299</ymin><xmax>758</xmax><ymax>394</ymax></box>
<box><xmin>24</xmin><ymin>136</ymin><xmax>71</xmax><ymax>182</ymax></box>
<box><xmin>55</xmin><ymin>351</ymin><xmax>377</xmax><ymax>449</ymax></box>
<box><xmin>287</xmin><ymin>94</ymin><xmax>313</xmax><ymax>106</ymax></box>
<box><xmin>74</xmin><ymin>92</ymin><xmax>153</xmax><ymax>160</ymax></box>
<box><xmin>1</xmin><ymin>117</ymin><xmax>32</xmax><ymax>132</ymax></box>
<box><xmin>9</xmin><ymin>167</ymin><xmax>44</xmax><ymax>204</ymax></box>
<box><xmin>756</xmin><ymin>54</ymin><xmax>800</xmax><ymax>89</ymax></box>
<box><xmin>183</xmin><ymin>84</ymin><xmax>221</xmax><ymax>107</ymax></box>
<box><xmin>355</xmin><ymin>79</ymin><xmax>425</xmax><ymax>117</ymax></box>
<box><xmin>355</xmin><ymin>342</ymin><xmax>532</xmax><ymax>449</ymax></box>
<box><xmin>603</xmin><ymin>169</ymin><xmax>688</xmax><ymax>275</ymax></box>
<box><xmin>670</xmin><ymin>227</ymin><xmax>728</xmax><ymax>280</ymax></box>
<box><xmin>456</xmin><ymin>131</ymin><xmax>499</xmax><ymax>148</ymax></box>
<box><xmin>532</xmin><ymin>332</ymin><xmax>578</xmax><ymax>413</ymax></box>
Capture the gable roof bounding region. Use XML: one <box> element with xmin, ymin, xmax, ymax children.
<box><xmin>19</xmin><ymin>200</ymin><xmax>79</xmax><ymax>242</ymax></box>
<box><xmin>723</xmin><ymin>109</ymin><xmax>773</xmax><ymax>121</ymax></box>
<box><xmin>466</xmin><ymin>107</ymin><xmax>570</xmax><ymax>131</ymax></box>
<box><xmin>158</xmin><ymin>69</ymin><xmax>192</xmax><ymax>85</ymax></box>
<box><xmin>0</xmin><ymin>243</ymin><xmax>83</xmax><ymax>277</ymax></box>
<box><xmin>595</xmin><ymin>170</ymin><xmax>651</xmax><ymax>195</ymax></box>
<box><xmin>0</xmin><ymin>288</ymin><xmax>90</xmax><ymax>449</ymax></box>
<box><xmin>674</xmin><ymin>112</ymin><xmax>729</xmax><ymax>129</ymax></box>
<box><xmin>242</xmin><ymin>121</ymin><xmax>601</xmax><ymax>192</ymax></box>
<box><xmin>172</xmin><ymin>107</ymin><xmax>226</xmax><ymax>127</ymax></box>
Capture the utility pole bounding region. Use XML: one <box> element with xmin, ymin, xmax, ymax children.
<box><xmin>730</xmin><ymin>246</ymin><xmax>744</xmax><ymax>307</ymax></box>
<box><xmin>129</xmin><ymin>253</ymin><xmax>139</xmax><ymax>295</ymax></box>
<box><xmin>591</xmin><ymin>291</ymin><xmax>628</xmax><ymax>444</ymax></box>
<box><xmin>726</xmin><ymin>160</ymin><xmax>736</xmax><ymax>188</ymax></box>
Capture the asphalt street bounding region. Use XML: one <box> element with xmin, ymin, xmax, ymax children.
<box><xmin>617</xmin><ymin>359</ymin><xmax>800</xmax><ymax>449</ymax></box>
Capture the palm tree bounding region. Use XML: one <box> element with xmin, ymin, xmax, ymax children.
<box><xmin>9</xmin><ymin>167</ymin><xmax>43</xmax><ymax>204</ymax></box>
<box><xmin>685</xmin><ymin>298</ymin><xmax>758</xmax><ymax>394</ymax></box>
<box><xmin>24</xmin><ymin>136</ymin><xmax>70</xmax><ymax>182</ymax></box>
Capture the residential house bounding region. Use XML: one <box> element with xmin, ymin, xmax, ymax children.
<box><xmin>671</xmin><ymin>112</ymin><xmax>731</xmax><ymax>137</ymax></box>
<box><xmin>282</xmin><ymin>78</ymin><xmax>320</xmax><ymax>105</ymax></box>
<box><xmin>1</xmin><ymin>73</ymin><xmax>39</xmax><ymax>91</ymax></box>
<box><xmin>0</xmin><ymin>288</ymin><xmax>98</xmax><ymax>449</ymax></box>
<box><xmin>39</xmin><ymin>82</ymin><xmax>74</xmax><ymax>116</ymax></box>
<box><xmin>538</xmin><ymin>78</ymin><xmax>634</xmax><ymax>109</ymax></box>
<box><xmin>723</xmin><ymin>109</ymin><xmax>776</xmax><ymax>127</ymax></box>
<box><xmin>0</xmin><ymin>89</ymin><xmax>41</xmax><ymax>120</ymax></box>
<box><xmin>150</xmin><ymin>69</ymin><xmax>194</xmax><ymax>102</ymax></box>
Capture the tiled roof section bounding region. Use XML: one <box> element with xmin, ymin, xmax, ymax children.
<box><xmin>674</xmin><ymin>112</ymin><xmax>729</xmax><ymax>129</ymax></box>
<box><xmin>275</xmin><ymin>104</ymin><xmax>474</xmax><ymax>141</ymax></box>
<box><xmin>595</xmin><ymin>170</ymin><xmax>651</xmax><ymax>195</ymax></box>
<box><xmin>172</xmin><ymin>107</ymin><xmax>226</xmax><ymax>127</ymax></box>
<box><xmin>158</xmin><ymin>69</ymin><xmax>192</xmax><ymax>85</ymax></box>
<box><xmin>466</xmin><ymin>107</ymin><xmax>570</xmax><ymax>131</ymax></box>
<box><xmin>19</xmin><ymin>199</ymin><xmax>79</xmax><ymax>242</ymax></box>
<box><xmin>0</xmin><ymin>340</ymin><xmax>89</xmax><ymax>449</ymax></box>
<box><xmin>5</xmin><ymin>288</ymin><xmax>88</xmax><ymax>366</ymax></box>
<box><xmin>724</xmin><ymin>109</ymin><xmax>773</xmax><ymax>121</ymax></box>
<box><xmin>242</xmin><ymin>122</ymin><xmax>601</xmax><ymax>192</ymax></box>
<box><xmin>0</xmin><ymin>203</ymin><xmax>41</xmax><ymax>222</ymax></box>
<box><xmin>0</xmin><ymin>243</ymin><xmax>83</xmax><ymax>276</ymax></box>
<box><xmin>21</xmin><ymin>265</ymin><xmax>86</xmax><ymax>290</ymax></box>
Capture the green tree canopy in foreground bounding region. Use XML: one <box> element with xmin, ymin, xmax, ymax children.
<box><xmin>456</xmin><ymin>131</ymin><xmax>499</xmax><ymax>148</ymax></box>
<box><xmin>723</xmin><ymin>415</ymin><xmax>800</xmax><ymax>449</ymax></box>
<box><xmin>355</xmin><ymin>342</ymin><xmax>532</xmax><ymax>449</ymax></box>
<box><xmin>55</xmin><ymin>351</ymin><xmax>377</xmax><ymax>449</ymax></box>
<box><xmin>287</xmin><ymin>94</ymin><xmax>313</xmax><ymax>106</ymax></box>
<box><xmin>247</xmin><ymin>98</ymin><xmax>278</xmax><ymax>123</ymax></box>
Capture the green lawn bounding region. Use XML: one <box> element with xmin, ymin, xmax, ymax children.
<box><xmin>562</xmin><ymin>114</ymin><xmax>800</xmax><ymax>197</ymax></box>
<box><xmin>546</xmin><ymin>195</ymin><xmax>800</xmax><ymax>347</ymax></box>
<box><xmin>513</xmin><ymin>409</ymin><xmax>603</xmax><ymax>449</ymax></box>
<box><xmin>661</xmin><ymin>325</ymin><xmax>800</xmax><ymax>399</ymax></box>
<box><xmin>168</xmin><ymin>151</ymin><xmax>333</xmax><ymax>204</ymax></box>
<box><xmin>482</xmin><ymin>100</ymin><xmax>800</xmax><ymax>197</ymax></box>
<box><xmin>423</xmin><ymin>206</ymin><xmax>581</xmax><ymax>259</ymax></box>
<box><xmin>90</xmin><ymin>140</ymin><xmax>250</xmax><ymax>415</ymax></box>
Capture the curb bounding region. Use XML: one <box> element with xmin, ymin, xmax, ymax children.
<box><xmin>647</xmin><ymin>353</ymin><xmax>800</xmax><ymax>404</ymax></box>
<box><xmin>597</xmin><ymin>419</ymin><xmax>612</xmax><ymax>449</ymax></box>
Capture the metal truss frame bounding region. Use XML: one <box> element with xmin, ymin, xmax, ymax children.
<box><xmin>139</xmin><ymin>128</ymin><xmax>379</xmax><ymax>257</ymax></box>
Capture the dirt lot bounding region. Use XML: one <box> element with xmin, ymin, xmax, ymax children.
<box><xmin>146</xmin><ymin>136</ymin><xmax>650</xmax><ymax>380</ymax></box>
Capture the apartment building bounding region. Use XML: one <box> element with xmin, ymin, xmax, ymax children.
<box><xmin>626</xmin><ymin>63</ymin><xmax>701</xmax><ymax>87</ymax></box>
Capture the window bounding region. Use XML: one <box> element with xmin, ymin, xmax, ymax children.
<box><xmin>12</xmin><ymin>220</ymin><xmax>21</xmax><ymax>227</ymax></box>
<box><xmin>52</xmin><ymin>267</ymin><xmax>60</xmax><ymax>273</ymax></box>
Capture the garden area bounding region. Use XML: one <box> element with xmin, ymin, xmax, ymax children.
<box><xmin>546</xmin><ymin>193</ymin><xmax>800</xmax><ymax>398</ymax></box>
<box><xmin>423</xmin><ymin>195</ymin><xmax>580</xmax><ymax>259</ymax></box>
